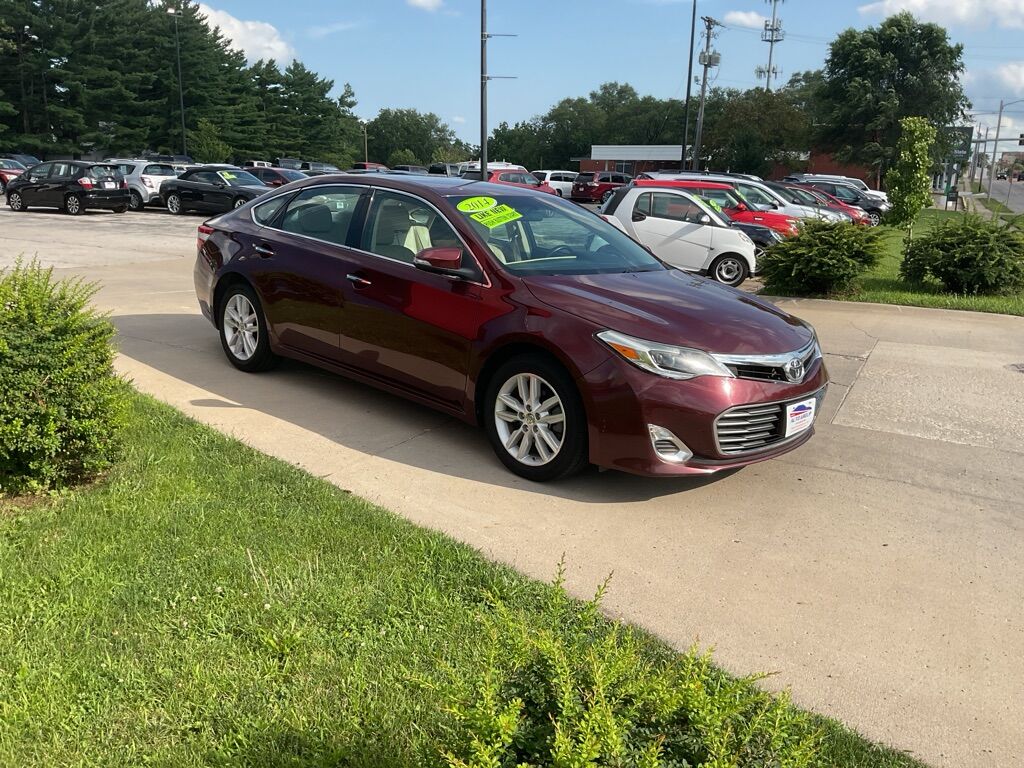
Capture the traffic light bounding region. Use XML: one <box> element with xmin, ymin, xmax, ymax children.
<box><xmin>1019</xmin><ymin>133</ymin><xmax>1024</xmax><ymax>146</ymax></box>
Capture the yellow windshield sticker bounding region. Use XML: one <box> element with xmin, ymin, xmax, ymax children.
<box><xmin>469</xmin><ymin>203</ymin><xmax>522</xmax><ymax>229</ymax></box>
<box><xmin>221</xmin><ymin>172</ymin><xmax>237</xmax><ymax>180</ymax></box>
<box><xmin>457</xmin><ymin>196</ymin><xmax>497</xmax><ymax>213</ymax></box>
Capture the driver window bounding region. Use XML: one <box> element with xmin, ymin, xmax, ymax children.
<box><xmin>650</xmin><ymin>192</ymin><xmax>701</xmax><ymax>223</ymax></box>
<box><xmin>192</xmin><ymin>171</ymin><xmax>219</xmax><ymax>185</ymax></box>
<box><xmin>633</xmin><ymin>192</ymin><xmax>652</xmax><ymax>217</ymax></box>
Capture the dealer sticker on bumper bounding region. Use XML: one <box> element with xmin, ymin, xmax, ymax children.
<box><xmin>785</xmin><ymin>398</ymin><xmax>816</xmax><ymax>437</ymax></box>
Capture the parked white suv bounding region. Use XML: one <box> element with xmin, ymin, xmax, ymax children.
<box><xmin>599</xmin><ymin>185</ymin><xmax>757</xmax><ymax>287</ymax></box>
<box><xmin>108</xmin><ymin>158</ymin><xmax>178</xmax><ymax>211</ymax></box>
<box><xmin>531</xmin><ymin>170</ymin><xmax>578</xmax><ymax>197</ymax></box>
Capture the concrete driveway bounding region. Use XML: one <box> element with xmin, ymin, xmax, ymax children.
<box><xmin>3</xmin><ymin>206</ymin><xmax>1023</xmax><ymax>767</ymax></box>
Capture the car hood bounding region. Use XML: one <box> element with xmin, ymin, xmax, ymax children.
<box><xmin>523</xmin><ymin>269</ymin><xmax>813</xmax><ymax>356</ymax></box>
<box><xmin>733</xmin><ymin>208</ymin><xmax>794</xmax><ymax>227</ymax></box>
<box><xmin>2</xmin><ymin>168</ymin><xmax>23</xmax><ymax>177</ymax></box>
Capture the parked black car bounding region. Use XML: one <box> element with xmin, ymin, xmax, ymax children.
<box><xmin>792</xmin><ymin>180</ymin><xmax>889</xmax><ymax>226</ymax></box>
<box><xmin>1</xmin><ymin>152</ymin><xmax>42</xmax><ymax>169</ymax></box>
<box><xmin>5</xmin><ymin>161</ymin><xmax>129</xmax><ymax>215</ymax></box>
<box><xmin>161</xmin><ymin>166</ymin><xmax>269</xmax><ymax>214</ymax></box>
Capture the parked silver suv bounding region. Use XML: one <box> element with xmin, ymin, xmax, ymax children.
<box><xmin>107</xmin><ymin>158</ymin><xmax>178</xmax><ymax>210</ymax></box>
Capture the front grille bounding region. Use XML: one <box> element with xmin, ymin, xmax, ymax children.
<box><xmin>727</xmin><ymin>363</ymin><xmax>787</xmax><ymax>382</ymax></box>
<box><xmin>715</xmin><ymin>403</ymin><xmax>785</xmax><ymax>455</ymax></box>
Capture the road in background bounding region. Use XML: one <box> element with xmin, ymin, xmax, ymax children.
<box><xmin>988</xmin><ymin>178</ymin><xmax>1024</xmax><ymax>215</ymax></box>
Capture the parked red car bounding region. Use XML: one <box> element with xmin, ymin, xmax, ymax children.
<box><xmin>635</xmin><ymin>179</ymin><xmax>800</xmax><ymax>236</ymax></box>
<box><xmin>0</xmin><ymin>158</ymin><xmax>25</xmax><ymax>196</ymax></box>
<box><xmin>571</xmin><ymin>171</ymin><xmax>632</xmax><ymax>203</ymax></box>
<box><xmin>783</xmin><ymin>184</ymin><xmax>870</xmax><ymax>225</ymax></box>
<box><xmin>480</xmin><ymin>169</ymin><xmax>557</xmax><ymax>195</ymax></box>
<box><xmin>248</xmin><ymin>166</ymin><xmax>308</xmax><ymax>188</ymax></box>
<box><xmin>194</xmin><ymin>175</ymin><xmax>827</xmax><ymax>481</ymax></box>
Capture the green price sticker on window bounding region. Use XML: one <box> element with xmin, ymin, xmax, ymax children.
<box><xmin>457</xmin><ymin>196</ymin><xmax>497</xmax><ymax>213</ymax></box>
<box><xmin>469</xmin><ymin>204</ymin><xmax>522</xmax><ymax>229</ymax></box>
<box><xmin>221</xmin><ymin>172</ymin><xmax>237</xmax><ymax>180</ymax></box>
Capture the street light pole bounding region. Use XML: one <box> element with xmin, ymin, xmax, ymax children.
<box><xmin>361</xmin><ymin>121</ymin><xmax>368</xmax><ymax>163</ymax></box>
<box><xmin>480</xmin><ymin>0</ymin><xmax>488</xmax><ymax>173</ymax></box>
<box><xmin>682</xmin><ymin>0</ymin><xmax>697</xmax><ymax>170</ymax></box>
<box><xmin>169</xmin><ymin>7</ymin><xmax>187</xmax><ymax>157</ymax></box>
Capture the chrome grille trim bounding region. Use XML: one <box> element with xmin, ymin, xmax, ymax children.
<box><xmin>712</xmin><ymin>338</ymin><xmax>819</xmax><ymax>384</ymax></box>
<box><xmin>713</xmin><ymin>386</ymin><xmax>827</xmax><ymax>457</ymax></box>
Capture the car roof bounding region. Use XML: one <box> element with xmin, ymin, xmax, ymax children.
<box><xmin>635</xmin><ymin>179</ymin><xmax>732</xmax><ymax>190</ymax></box>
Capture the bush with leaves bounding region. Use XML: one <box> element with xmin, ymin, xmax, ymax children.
<box><xmin>0</xmin><ymin>260</ymin><xmax>127</xmax><ymax>494</ymax></box>
<box><xmin>759</xmin><ymin>221</ymin><xmax>884</xmax><ymax>296</ymax></box>
<box><xmin>900</xmin><ymin>215</ymin><xmax>1024</xmax><ymax>295</ymax></box>
<box><xmin>437</xmin><ymin>570</ymin><xmax>820</xmax><ymax>768</ymax></box>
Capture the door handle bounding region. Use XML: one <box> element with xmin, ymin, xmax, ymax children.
<box><xmin>346</xmin><ymin>273</ymin><xmax>372</xmax><ymax>288</ymax></box>
<box><xmin>253</xmin><ymin>243</ymin><xmax>274</xmax><ymax>257</ymax></box>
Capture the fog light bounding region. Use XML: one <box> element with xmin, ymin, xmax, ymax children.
<box><xmin>648</xmin><ymin>425</ymin><xmax>693</xmax><ymax>463</ymax></box>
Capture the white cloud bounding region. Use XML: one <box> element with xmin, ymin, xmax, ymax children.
<box><xmin>994</xmin><ymin>62</ymin><xmax>1024</xmax><ymax>97</ymax></box>
<box><xmin>452</xmin><ymin>115</ymin><xmax>466</xmax><ymax>124</ymax></box>
<box><xmin>308</xmin><ymin>21</ymin><xmax>360</xmax><ymax>39</ymax></box>
<box><xmin>408</xmin><ymin>0</ymin><xmax>444</xmax><ymax>10</ymax></box>
<box><xmin>724</xmin><ymin>10</ymin><xmax>767</xmax><ymax>29</ymax></box>
<box><xmin>198</xmin><ymin>4</ymin><xmax>295</xmax><ymax>63</ymax></box>
<box><xmin>857</xmin><ymin>0</ymin><xmax>1024</xmax><ymax>30</ymax></box>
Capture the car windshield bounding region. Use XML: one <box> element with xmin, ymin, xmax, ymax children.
<box><xmin>1</xmin><ymin>158</ymin><xmax>26</xmax><ymax>170</ymax></box>
<box><xmin>770</xmin><ymin>185</ymin><xmax>801</xmax><ymax>204</ymax></box>
<box><xmin>217</xmin><ymin>170</ymin><xmax>262</xmax><ymax>187</ymax></box>
<box><xmin>280</xmin><ymin>169</ymin><xmax>307</xmax><ymax>181</ymax></box>
<box><xmin>450</xmin><ymin>193</ymin><xmax>665</xmax><ymax>276</ymax></box>
<box><xmin>144</xmin><ymin>164</ymin><xmax>177</xmax><ymax>176</ymax></box>
<box><xmin>785</xmin><ymin>186</ymin><xmax>823</xmax><ymax>206</ymax></box>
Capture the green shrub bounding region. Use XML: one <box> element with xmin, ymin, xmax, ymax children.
<box><xmin>438</xmin><ymin>572</ymin><xmax>820</xmax><ymax>768</ymax></box>
<box><xmin>0</xmin><ymin>259</ymin><xmax>127</xmax><ymax>494</ymax></box>
<box><xmin>759</xmin><ymin>221</ymin><xmax>884</xmax><ymax>296</ymax></box>
<box><xmin>901</xmin><ymin>215</ymin><xmax>1024</xmax><ymax>295</ymax></box>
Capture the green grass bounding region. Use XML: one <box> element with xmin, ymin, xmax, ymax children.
<box><xmin>0</xmin><ymin>393</ymin><xmax>927</xmax><ymax>767</ymax></box>
<box><xmin>835</xmin><ymin>209</ymin><xmax>1024</xmax><ymax>316</ymax></box>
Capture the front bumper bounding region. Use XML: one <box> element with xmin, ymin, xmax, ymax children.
<box><xmin>581</xmin><ymin>355</ymin><xmax>829</xmax><ymax>476</ymax></box>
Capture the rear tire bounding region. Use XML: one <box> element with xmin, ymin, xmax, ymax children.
<box><xmin>555</xmin><ymin>189</ymin><xmax>563</xmax><ymax>197</ymax></box>
<box><xmin>218</xmin><ymin>282</ymin><xmax>278</xmax><ymax>373</ymax></box>
<box><xmin>709</xmin><ymin>254</ymin><xmax>749</xmax><ymax>287</ymax></box>
<box><xmin>64</xmin><ymin>193</ymin><xmax>84</xmax><ymax>215</ymax></box>
<box><xmin>166</xmin><ymin>193</ymin><xmax>184</xmax><ymax>215</ymax></box>
<box><xmin>232</xmin><ymin>197</ymin><xmax>246</xmax><ymax>209</ymax></box>
<box><xmin>128</xmin><ymin>190</ymin><xmax>143</xmax><ymax>211</ymax></box>
<box><xmin>483</xmin><ymin>355</ymin><xmax>588</xmax><ymax>482</ymax></box>
<box><xmin>8</xmin><ymin>191</ymin><xmax>25</xmax><ymax>211</ymax></box>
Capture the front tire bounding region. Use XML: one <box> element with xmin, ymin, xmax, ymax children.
<box><xmin>64</xmin><ymin>193</ymin><xmax>84</xmax><ymax>215</ymax></box>
<box><xmin>218</xmin><ymin>282</ymin><xmax>278</xmax><ymax>372</ymax></box>
<box><xmin>709</xmin><ymin>254</ymin><xmax>749</xmax><ymax>287</ymax></box>
<box><xmin>128</xmin><ymin>190</ymin><xmax>143</xmax><ymax>211</ymax></box>
<box><xmin>232</xmin><ymin>197</ymin><xmax>247</xmax><ymax>209</ymax></box>
<box><xmin>483</xmin><ymin>355</ymin><xmax>588</xmax><ymax>482</ymax></box>
<box><xmin>166</xmin><ymin>192</ymin><xmax>184</xmax><ymax>215</ymax></box>
<box><xmin>7</xmin><ymin>191</ymin><xmax>25</xmax><ymax>211</ymax></box>
<box><xmin>867</xmin><ymin>210</ymin><xmax>881</xmax><ymax>227</ymax></box>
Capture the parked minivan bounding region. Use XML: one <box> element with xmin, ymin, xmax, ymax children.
<box><xmin>571</xmin><ymin>171</ymin><xmax>632</xmax><ymax>203</ymax></box>
<box><xmin>532</xmin><ymin>170</ymin><xmax>578</xmax><ymax>198</ymax></box>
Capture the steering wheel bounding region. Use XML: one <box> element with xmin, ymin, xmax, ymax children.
<box><xmin>547</xmin><ymin>245</ymin><xmax>575</xmax><ymax>258</ymax></box>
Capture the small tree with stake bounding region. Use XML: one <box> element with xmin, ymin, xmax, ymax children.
<box><xmin>884</xmin><ymin>116</ymin><xmax>937</xmax><ymax>245</ymax></box>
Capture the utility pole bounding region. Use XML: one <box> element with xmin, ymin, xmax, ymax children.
<box><xmin>988</xmin><ymin>100</ymin><xmax>1005</xmax><ymax>196</ymax></box>
<box><xmin>761</xmin><ymin>0</ymin><xmax>784</xmax><ymax>92</ymax></box>
<box><xmin>361</xmin><ymin>121</ymin><xmax>368</xmax><ymax>164</ymax></box>
<box><xmin>692</xmin><ymin>16</ymin><xmax>722</xmax><ymax>172</ymax></box>
<box><xmin>479</xmin><ymin>0</ymin><xmax>515</xmax><ymax>174</ymax></box>
<box><xmin>682</xmin><ymin>0</ymin><xmax>697</xmax><ymax>170</ymax></box>
<box><xmin>168</xmin><ymin>6</ymin><xmax>187</xmax><ymax>156</ymax></box>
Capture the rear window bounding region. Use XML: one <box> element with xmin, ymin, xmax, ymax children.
<box><xmin>0</xmin><ymin>158</ymin><xmax>25</xmax><ymax>170</ymax></box>
<box><xmin>575</xmin><ymin>173</ymin><xmax>594</xmax><ymax>183</ymax></box>
<box><xmin>143</xmin><ymin>164</ymin><xmax>176</xmax><ymax>176</ymax></box>
<box><xmin>280</xmin><ymin>169</ymin><xmax>306</xmax><ymax>181</ymax></box>
<box><xmin>88</xmin><ymin>165</ymin><xmax>121</xmax><ymax>179</ymax></box>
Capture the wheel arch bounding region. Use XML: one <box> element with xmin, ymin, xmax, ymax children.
<box><xmin>211</xmin><ymin>271</ymin><xmax>254</xmax><ymax>330</ymax></box>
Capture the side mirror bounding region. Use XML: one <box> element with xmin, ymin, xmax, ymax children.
<box><xmin>414</xmin><ymin>246</ymin><xmax>473</xmax><ymax>279</ymax></box>
<box><xmin>215</xmin><ymin>181</ymin><xmax>227</xmax><ymax>188</ymax></box>
<box><xmin>698</xmin><ymin>214</ymin><xmax>712</xmax><ymax>225</ymax></box>
<box><xmin>734</xmin><ymin>202</ymin><xmax>748</xmax><ymax>212</ymax></box>
<box><xmin>632</xmin><ymin>211</ymin><xmax>647</xmax><ymax>222</ymax></box>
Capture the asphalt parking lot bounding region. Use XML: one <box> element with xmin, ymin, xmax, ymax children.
<box><xmin>3</xmin><ymin>204</ymin><xmax>1024</xmax><ymax>767</ymax></box>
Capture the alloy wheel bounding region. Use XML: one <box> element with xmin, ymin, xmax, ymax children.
<box><xmin>713</xmin><ymin>256</ymin><xmax>745</xmax><ymax>286</ymax></box>
<box><xmin>493</xmin><ymin>373</ymin><xmax>566</xmax><ymax>467</ymax></box>
<box><xmin>233</xmin><ymin>197</ymin><xmax>246</xmax><ymax>209</ymax></box>
<box><xmin>167</xmin><ymin>194</ymin><xmax>181</xmax><ymax>214</ymax></box>
<box><xmin>223</xmin><ymin>293</ymin><xmax>259</xmax><ymax>361</ymax></box>
<box><xmin>65</xmin><ymin>195</ymin><xmax>81</xmax><ymax>215</ymax></box>
<box><xmin>129</xmin><ymin>191</ymin><xmax>143</xmax><ymax>210</ymax></box>
<box><xmin>8</xmin><ymin>192</ymin><xmax>23</xmax><ymax>211</ymax></box>
<box><xmin>868</xmin><ymin>211</ymin><xmax>881</xmax><ymax>226</ymax></box>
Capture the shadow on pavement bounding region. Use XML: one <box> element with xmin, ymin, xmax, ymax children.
<box><xmin>113</xmin><ymin>312</ymin><xmax>739</xmax><ymax>504</ymax></box>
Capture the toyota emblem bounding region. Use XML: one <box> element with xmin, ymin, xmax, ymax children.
<box><xmin>784</xmin><ymin>358</ymin><xmax>804</xmax><ymax>382</ymax></box>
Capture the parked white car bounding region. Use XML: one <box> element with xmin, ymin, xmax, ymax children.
<box><xmin>531</xmin><ymin>169</ymin><xmax>578</xmax><ymax>198</ymax></box>
<box><xmin>785</xmin><ymin>173</ymin><xmax>888</xmax><ymax>204</ymax></box>
<box><xmin>107</xmin><ymin>158</ymin><xmax>178</xmax><ymax>211</ymax></box>
<box><xmin>649</xmin><ymin>173</ymin><xmax>848</xmax><ymax>222</ymax></box>
<box><xmin>599</xmin><ymin>185</ymin><xmax>757</xmax><ymax>287</ymax></box>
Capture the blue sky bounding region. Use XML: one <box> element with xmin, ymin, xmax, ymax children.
<box><xmin>197</xmin><ymin>0</ymin><xmax>1024</xmax><ymax>147</ymax></box>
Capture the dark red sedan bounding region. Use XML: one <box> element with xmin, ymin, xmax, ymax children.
<box><xmin>194</xmin><ymin>175</ymin><xmax>827</xmax><ymax>481</ymax></box>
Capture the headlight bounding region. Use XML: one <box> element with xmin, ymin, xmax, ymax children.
<box><xmin>738</xmin><ymin>232</ymin><xmax>753</xmax><ymax>245</ymax></box>
<box><xmin>597</xmin><ymin>330</ymin><xmax>734</xmax><ymax>380</ymax></box>
<box><xmin>770</xmin><ymin>229</ymin><xmax>784</xmax><ymax>242</ymax></box>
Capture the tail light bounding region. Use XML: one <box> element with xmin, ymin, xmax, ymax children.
<box><xmin>121</xmin><ymin>179</ymin><xmax>128</xmax><ymax>189</ymax></box>
<box><xmin>197</xmin><ymin>224</ymin><xmax>215</xmax><ymax>252</ymax></box>
<box><xmin>79</xmin><ymin>176</ymin><xmax>94</xmax><ymax>189</ymax></box>
<box><xmin>143</xmin><ymin>177</ymin><xmax>154</xmax><ymax>189</ymax></box>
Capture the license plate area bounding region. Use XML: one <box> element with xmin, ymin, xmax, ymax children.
<box><xmin>785</xmin><ymin>397</ymin><xmax>816</xmax><ymax>437</ymax></box>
